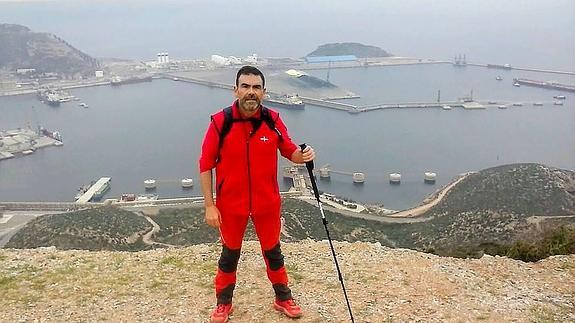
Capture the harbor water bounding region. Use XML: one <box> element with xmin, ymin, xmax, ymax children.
<box><xmin>1</xmin><ymin>64</ymin><xmax>574</xmax><ymax>210</ymax></box>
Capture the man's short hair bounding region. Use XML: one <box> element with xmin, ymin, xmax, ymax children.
<box><xmin>236</xmin><ymin>65</ymin><xmax>265</xmax><ymax>88</ymax></box>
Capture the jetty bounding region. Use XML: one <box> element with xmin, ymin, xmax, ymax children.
<box><xmin>76</xmin><ymin>177</ymin><xmax>111</xmax><ymax>204</ymax></box>
<box><xmin>513</xmin><ymin>78</ymin><xmax>575</xmax><ymax>92</ymax></box>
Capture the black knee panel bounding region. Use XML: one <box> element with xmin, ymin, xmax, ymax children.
<box><xmin>264</xmin><ymin>243</ymin><xmax>284</xmax><ymax>271</ymax></box>
<box><xmin>218</xmin><ymin>245</ymin><xmax>241</xmax><ymax>273</ymax></box>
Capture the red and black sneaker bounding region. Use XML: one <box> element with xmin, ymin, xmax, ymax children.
<box><xmin>210</xmin><ymin>303</ymin><xmax>233</xmax><ymax>323</ymax></box>
<box><xmin>273</xmin><ymin>298</ymin><xmax>303</xmax><ymax>318</ymax></box>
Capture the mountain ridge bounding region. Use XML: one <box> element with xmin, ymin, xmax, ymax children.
<box><xmin>0</xmin><ymin>23</ymin><xmax>100</xmax><ymax>75</ymax></box>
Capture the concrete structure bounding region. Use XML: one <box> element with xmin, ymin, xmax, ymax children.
<box><xmin>245</xmin><ymin>54</ymin><xmax>258</xmax><ymax>65</ymax></box>
<box><xmin>76</xmin><ymin>177</ymin><xmax>112</xmax><ymax>204</ymax></box>
<box><xmin>390</xmin><ymin>173</ymin><xmax>401</xmax><ymax>184</ymax></box>
<box><xmin>305</xmin><ymin>55</ymin><xmax>357</xmax><ymax>63</ymax></box>
<box><xmin>424</xmin><ymin>172</ymin><xmax>437</xmax><ymax>183</ymax></box>
<box><xmin>95</xmin><ymin>70</ymin><xmax>104</xmax><ymax>78</ymax></box>
<box><xmin>181</xmin><ymin>178</ymin><xmax>193</xmax><ymax>188</ymax></box>
<box><xmin>157</xmin><ymin>53</ymin><xmax>170</xmax><ymax>64</ymax></box>
<box><xmin>211</xmin><ymin>55</ymin><xmax>230</xmax><ymax>66</ymax></box>
<box><xmin>144</xmin><ymin>179</ymin><xmax>157</xmax><ymax>189</ymax></box>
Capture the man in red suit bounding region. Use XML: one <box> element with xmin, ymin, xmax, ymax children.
<box><xmin>199</xmin><ymin>66</ymin><xmax>315</xmax><ymax>323</ymax></box>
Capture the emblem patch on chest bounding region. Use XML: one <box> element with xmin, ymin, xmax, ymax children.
<box><xmin>260</xmin><ymin>136</ymin><xmax>269</xmax><ymax>142</ymax></box>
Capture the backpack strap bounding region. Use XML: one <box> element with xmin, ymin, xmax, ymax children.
<box><xmin>261</xmin><ymin>107</ymin><xmax>283</xmax><ymax>142</ymax></box>
<box><xmin>210</xmin><ymin>106</ymin><xmax>232</xmax><ymax>164</ymax></box>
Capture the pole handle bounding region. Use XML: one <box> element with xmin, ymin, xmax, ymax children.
<box><xmin>299</xmin><ymin>143</ymin><xmax>320</xmax><ymax>202</ymax></box>
<box><xmin>299</xmin><ymin>143</ymin><xmax>314</xmax><ymax>171</ymax></box>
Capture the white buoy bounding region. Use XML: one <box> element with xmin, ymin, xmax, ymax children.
<box><xmin>319</xmin><ymin>167</ymin><xmax>331</xmax><ymax>179</ymax></box>
<box><xmin>144</xmin><ymin>179</ymin><xmax>157</xmax><ymax>189</ymax></box>
<box><xmin>389</xmin><ymin>173</ymin><xmax>401</xmax><ymax>184</ymax></box>
<box><xmin>424</xmin><ymin>172</ymin><xmax>437</xmax><ymax>183</ymax></box>
<box><xmin>352</xmin><ymin>172</ymin><xmax>365</xmax><ymax>184</ymax></box>
<box><xmin>181</xmin><ymin>178</ymin><xmax>194</xmax><ymax>188</ymax></box>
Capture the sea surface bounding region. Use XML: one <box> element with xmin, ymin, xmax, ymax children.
<box><xmin>1</xmin><ymin>64</ymin><xmax>574</xmax><ymax>210</ymax></box>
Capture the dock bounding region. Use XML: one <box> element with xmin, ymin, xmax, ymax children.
<box><xmin>76</xmin><ymin>177</ymin><xmax>111</xmax><ymax>204</ymax></box>
<box><xmin>513</xmin><ymin>78</ymin><xmax>575</xmax><ymax>92</ymax></box>
<box><xmin>158</xmin><ymin>74</ymin><xmax>234</xmax><ymax>90</ymax></box>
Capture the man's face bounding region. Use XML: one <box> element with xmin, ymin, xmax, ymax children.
<box><xmin>235</xmin><ymin>74</ymin><xmax>265</xmax><ymax>116</ymax></box>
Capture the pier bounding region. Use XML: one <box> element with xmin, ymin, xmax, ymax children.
<box><xmin>76</xmin><ymin>177</ymin><xmax>111</xmax><ymax>204</ymax></box>
<box><xmin>513</xmin><ymin>78</ymin><xmax>575</xmax><ymax>92</ymax></box>
<box><xmin>467</xmin><ymin>62</ymin><xmax>575</xmax><ymax>76</ymax></box>
<box><xmin>158</xmin><ymin>74</ymin><xmax>234</xmax><ymax>90</ymax></box>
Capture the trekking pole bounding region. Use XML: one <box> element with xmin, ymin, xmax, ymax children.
<box><xmin>299</xmin><ymin>144</ymin><xmax>355</xmax><ymax>323</ymax></box>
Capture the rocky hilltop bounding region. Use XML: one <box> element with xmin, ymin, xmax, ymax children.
<box><xmin>306</xmin><ymin>42</ymin><xmax>392</xmax><ymax>57</ymax></box>
<box><xmin>407</xmin><ymin>163</ymin><xmax>575</xmax><ymax>256</ymax></box>
<box><xmin>1</xmin><ymin>241</ymin><xmax>573</xmax><ymax>322</ymax></box>
<box><xmin>0</xmin><ymin>23</ymin><xmax>100</xmax><ymax>75</ymax></box>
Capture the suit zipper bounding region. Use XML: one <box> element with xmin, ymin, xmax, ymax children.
<box><xmin>247</xmin><ymin>131</ymin><xmax>254</xmax><ymax>216</ymax></box>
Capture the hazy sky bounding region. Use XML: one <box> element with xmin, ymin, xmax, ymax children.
<box><xmin>1</xmin><ymin>0</ymin><xmax>574</xmax><ymax>69</ymax></box>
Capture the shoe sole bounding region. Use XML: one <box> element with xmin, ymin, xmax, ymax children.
<box><xmin>273</xmin><ymin>303</ymin><xmax>302</xmax><ymax>319</ymax></box>
<box><xmin>210</xmin><ymin>305</ymin><xmax>233</xmax><ymax>323</ymax></box>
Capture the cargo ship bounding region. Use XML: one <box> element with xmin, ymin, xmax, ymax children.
<box><xmin>111</xmin><ymin>75</ymin><xmax>153</xmax><ymax>86</ymax></box>
<box><xmin>263</xmin><ymin>94</ymin><xmax>305</xmax><ymax>110</ymax></box>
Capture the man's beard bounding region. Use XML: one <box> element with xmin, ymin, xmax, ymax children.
<box><xmin>240</xmin><ymin>97</ymin><xmax>260</xmax><ymax>113</ymax></box>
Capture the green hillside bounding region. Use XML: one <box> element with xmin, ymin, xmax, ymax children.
<box><xmin>5</xmin><ymin>207</ymin><xmax>152</xmax><ymax>251</ymax></box>
<box><xmin>306</xmin><ymin>42</ymin><xmax>392</xmax><ymax>57</ymax></box>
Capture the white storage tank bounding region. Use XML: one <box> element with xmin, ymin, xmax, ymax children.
<box><xmin>389</xmin><ymin>173</ymin><xmax>401</xmax><ymax>184</ymax></box>
<box><xmin>352</xmin><ymin>172</ymin><xmax>365</xmax><ymax>184</ymax></box>
<box><xmin>424</xmin><ymin>172</ymin><xmax>437</xmax><ymax>183</ymax></box>
<box><xmin>181</xmin><ymin>178</ymin><xmax>194</xmax><ymax>188</ymax></box>
<box><xmin>144</xmin><ymin>179</ymin><xmax>157</xmax><ymax>189</ymax></box>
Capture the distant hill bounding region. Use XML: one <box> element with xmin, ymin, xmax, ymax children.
<box><xmin>0</xmin><ymin>23</ymin><xmax>100</xmax><ymax>75</ymax></box>
<box><xmin>5</xmin><ymin>207</ymin><xmax>152</xmax><ymax>251</ymax></box>
<box><xmin>306</xmin><ymin>42</ymin><xmax>392</xmax><ymax>58</ymax></box>
<box><xmin>408</xmin><ymin>163</ymin><xmax>575</xmax><ymax>255</ymax></box>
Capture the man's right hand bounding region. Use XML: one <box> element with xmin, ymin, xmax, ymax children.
<box><xmin>205</xmin><ymin>205</ymin><xmax>222</xmax><ymax>228</ymax></box>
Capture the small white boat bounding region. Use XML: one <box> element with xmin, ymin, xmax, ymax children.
<box><xmin>79</xmin><ymin>103</ymin><xmax>88</xmax><ymax>108</ymax></box>
<box><xmin>533</xmin><ymin>102</ymin><xmax>543</xmax><ymax>106</ymax></box>
<box><xmin>498</xmin><ymin>105</ymin><xmax>507</xmax><ymax>109</ymax></box>
<box><xmin>513</xmin><ymin>82</ymin><xmax>521</xmax><ymax>87</ymax></box>
<box><xmin>496</xmin><ymin>76</ymin><xmax>503</xmax><ymax>81</ymax></box>
<box><xmin>442</xmin><ymin>105</ymin><xmax>452</xmax><ymax>110</ymax></box>
<box><xmin>554</xmin><ymin>101</ymin><xmax>564</xmax><ymax>106</ymax></box>
<box><xmin>512</xmin><ymin>102</ymin><xmax>523</xmax><ymax>106</ymax></box>
<box><xmin>553</xmin><ymin>95</ymin><xmax>566</xmax><ymax>100</ymax></box>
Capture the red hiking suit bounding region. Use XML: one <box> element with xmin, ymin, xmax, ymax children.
<box><xmin>199</xmin><ymin>100</ymin><xmax>298</xmax><ymax>304</ymax></box>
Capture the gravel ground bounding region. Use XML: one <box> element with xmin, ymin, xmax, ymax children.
<box><xmin>1</xmin><ymin>240</ymin><xmax>573</xmax><ymax>322</ymax></box>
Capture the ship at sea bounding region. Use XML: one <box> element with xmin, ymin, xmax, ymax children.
<box><xmin>110</xmin><ymin>75</ymin><xmax>153</xmax><ymax>86</ymax></box>
<box><xmin>263</xmin><ymin>94</ymin><xmax>305</xmax><ymax>110</ymax></box>
<box><xmin>37</xmin><ymin>89</ymin><xmax>75</xmax><ymax>106</ymax></box>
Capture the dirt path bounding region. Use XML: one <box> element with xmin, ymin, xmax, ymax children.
<box><xmin>142</xmin><ymin>215</ymin><xmax>178</xmax><ymax>248</ymax></box>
